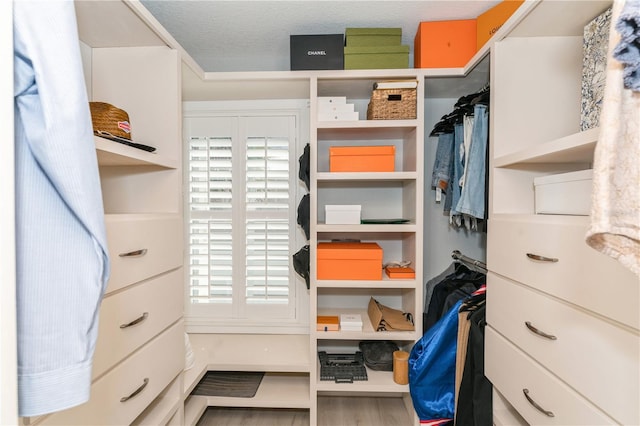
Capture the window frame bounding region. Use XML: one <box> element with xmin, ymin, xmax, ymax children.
<box><xmin>182</xmin><ymin>99</ymin><xmax>310</xmax><ymax>334</ymax></box>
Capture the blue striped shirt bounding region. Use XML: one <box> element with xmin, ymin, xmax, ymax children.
<box><xmin>14</xmin><ymin>0</ymin><xmax>110</xmax><ymax>417</ymax></box>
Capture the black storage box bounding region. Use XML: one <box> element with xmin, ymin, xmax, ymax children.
<box><xmin>290</xmin><ymin>34</ymin><xmax>344</xmax><ymax>70</ymax></box>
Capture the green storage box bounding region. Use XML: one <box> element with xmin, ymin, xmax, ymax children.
<box><xmin>344</xmin><ymin>45</ymin><xmax>410</xmax><ymax>70</ymax></box>
<box><xmin>345</xmin><ymin>28</ymin><xmax>402</xmax><ymax>47</ymax></box>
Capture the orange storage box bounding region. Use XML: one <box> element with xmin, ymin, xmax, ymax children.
<box><xmin>414</xmin><ymin>19</ymin><xmax>477</xmax><ymax>68</ymax></box>
<box><xmin>385</xmin><ymin>266</ymin><xmax>415</xmax><ymax>279</ymax></box>
<box><xmin>329</xmin><ymin>145</ymin><xmax>395</xmax><ymax>172</ymax></box>
<box><xmin>317</xmin><ymin>242</ymin><xmax>382</xmax><ymax>280</ymax></box>
<box><xmin>476</xmin><ymin>0</ymin><xmax>524</xmax><ymax>50</ymax></box>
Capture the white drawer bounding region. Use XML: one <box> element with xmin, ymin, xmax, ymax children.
<box><xmin>485</xmin><ymin>326</ymin><xmax>617</xmax><ymax>425</ymax></box>
<box><xmin>131</xmin><ymin>375</ymin><xmax>182</xmax><ymax>426</ymax></box>
<box><xmin>40</xmin><ymin>321</ymin><xmax>184</xmax><ymax>426</ymax></box>
<box><xmin>487</xmin><ymin>216</ymin><xmax>639</xmax><ymax>329</ymax></box>
<box><xmin>93</xmin><ymin>268</ymin><xmax>183</xmax><ymax>379</ymax></box>
<box><xmin>105</xmin><ymin>214</ymin><xmax>182</xmax><ymax>294</ymax></box>
<box><xmin>487</xmin><ymin>273</ymin><xmax>639</xmax><ymax>425</ymax></box>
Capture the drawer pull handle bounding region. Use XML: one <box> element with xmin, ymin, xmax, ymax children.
<box><xmin>525</xmin><ymin>321</ymin><xmax>557</xmax><ymax>340</ymax></box>
<box><xmin>119</xmin><ymin>248</ymin><xmax>148</xmax><ymax>258</ymax></box>
<box><xmin>523</xmin><ymin>388</ymin><xmax>554</xmax><ymax>417</ymax></box>
<box><xmin>120</xmin><ymin>378</ymin><xmax>149</xmax><ymax>402</ymax></box>
<box><xmin>120</xmin><ymin>312</ymin><xmax>149</xmax><ymax>329</ymax></box>
<box><xmin>526</xmin><ymin>253</ymin><xmax>558</xmax><ymax>263</ymax></box>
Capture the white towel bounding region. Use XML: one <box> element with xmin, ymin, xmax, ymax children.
<box><xmin>586</xmin><ymin>0</ymin><xmax>640</xmax><ymax>277</ymax></box>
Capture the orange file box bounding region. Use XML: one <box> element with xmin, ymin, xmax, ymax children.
<box><xmin>316</xmin><ymin>315</ymin><xmax>340</xmax><ymax>331</ymax></box>
<box><xmin>414</xmin><ymin>19</ymin><xmax>477</xmax><ymax>68</ymax></box>
<box><xmin>476</xmin><ymin>0</ymin><xmax>524</xmax><ymax>50</ymax></box>
<box><xmin>385</xmin><ymin>266</ymin><xmax>415</xmax><ymax>279</ymax></box>
<box><xmin>329</xmin><ymin>145</ymin><xmax>395</xmax><ymax>172</ymax></box>
<box><xmin>317</xmin><ymin>242</ymin><xmax>383</xmax><ymax>280</ymax></box>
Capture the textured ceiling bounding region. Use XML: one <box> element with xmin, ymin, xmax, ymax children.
<box><xmin>140</xmin><ymin>1</ymin><xmax>501</xmax><ymax>72</ymax></box>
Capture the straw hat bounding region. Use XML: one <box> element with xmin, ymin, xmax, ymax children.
<box><xmin>89</xmin><ymin>102</ymin><xmax>132</xmax><ymax>141</ymax></box>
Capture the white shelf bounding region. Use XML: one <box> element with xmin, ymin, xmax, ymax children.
<box><xmin>75</xmin><ymin>0</ymin><xmax>166</xmax><ymax>48</ymax></box>
<box><xmin>316</xmin><ymin>171</ymin><xmax>418</xmax><ymax>181</ymax></box>
<box><xmin>316</xmin><ymin>366</ymin><xmax>409</xmax><ymax>393</ymax></box>
<box><xmin>95</xmin><ymin>136</ymin><xmax>177</xmax><ymax>168</ymax></box>
<box><xmin>494</xmin><ymin>127</ymin><xmax>599</xmax><ymax>168</ymax></box>
<box><xmin>315</xmin><ymin>308</ymin><xmax>417</xmax><ymax>341</ymax></box>
<box><xmin>316</xmin><ymin>276</ymin><xmax>418</xmax><ymax>289</ymax></box>
<box><xmin>316</xmin><ymin>223</ymin><xmax>417</xmax><ymax>233</ymax></box>
<box><xmin>490</xmin><ymin>213</ymin><xmax>590</xmax><ymax>227</ymax></box>
<box><xmin>507</xmin><ymin>1</ymin><xmax>611</xmax><ymax>38</ymax></box>
<box><xmin>201</xmin><ymin>373</ymin><xmax>311</xmax><ymax>409</ymax></box>
<box><xmin>317</xmin><ymin>119</ymin><xmax>418</xmax><ymax>129</ymax></box>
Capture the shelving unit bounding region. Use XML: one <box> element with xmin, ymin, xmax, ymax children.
<box><xmin>309</xmin><ymin>71</ymin><xmax>424</xmax><ymax>425</ymax></box>
<box><xmin>486</xmin><ymin>1</ymin><xmax>639</xmax><ymax>425</ymax></box>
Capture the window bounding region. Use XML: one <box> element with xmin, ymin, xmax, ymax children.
<box><xmin>183</xmin><ymin>101</ymin><xmax>308</xmax><ymax>332</ymax></box>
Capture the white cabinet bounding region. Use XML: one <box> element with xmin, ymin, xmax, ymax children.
<box><xmin>486</xmin><ymin>1</ymin><xmax>639</xmax><ymax>425</ymax></box>
<box><xmin>27</xmin><ymin>2</ymin><xmax>185</xmax><ymax>425</ymax></box>
<box><xmin>310</xmin><ymin>71</ymin><xmax>425</xmax><ymax>425</ymax></box>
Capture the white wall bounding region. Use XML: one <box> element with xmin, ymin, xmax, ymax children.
<box><xmin>422</xmin><ymin>98</ymin><xmax>487</xmax><ymax>282</ymax></box>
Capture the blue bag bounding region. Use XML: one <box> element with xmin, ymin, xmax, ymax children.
<box><xmin>409</xmin><ymin>299</ymin><xmax>463</xmax><ymax>422</ymax></box>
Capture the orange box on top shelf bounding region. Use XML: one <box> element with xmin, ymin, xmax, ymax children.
<box><xmin>317</xmin><ymin>242</ymin><xmax>383</xmax><ymax>280</ymax></box>
<box><xmin>476</xmin><ymin>0</ymin><xmax>524</xmax><ymax>50</ymax></box>
<box><xmin>329</xmin><ymin>145</ymin><xmax>395</xmax><ymax>172</ymax></box>
<box><xmin>414</xmin><ymin>19</ymin><xmax>477</xmax><ymax>68</ymax></box>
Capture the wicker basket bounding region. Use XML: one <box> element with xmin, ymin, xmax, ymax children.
<box><xmin>89</xmin><ymin>102</ymin><xmax>132</xmax><ymax>140</ymax></box>
<box><xmin>367</xmin><ymin>88</ymin><xmax>417</xmax><ymax>120</ymax></box>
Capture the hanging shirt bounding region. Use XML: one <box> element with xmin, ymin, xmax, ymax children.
<box><xmin>14</xmin><ymin>0</ymin><xmax>110</xmax><ymax>416</ymax></box>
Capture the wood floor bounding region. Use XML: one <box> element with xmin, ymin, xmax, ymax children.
<box><xmin>196</xmin><ymin>396</ymin><xmax>413</xmax><ymax>426</ymax></box>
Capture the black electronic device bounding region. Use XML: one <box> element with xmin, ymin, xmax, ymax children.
<box><xmin>318</xmin><ymin>351</ymin><xmax>368</xmax><ymax>383</ymax></box>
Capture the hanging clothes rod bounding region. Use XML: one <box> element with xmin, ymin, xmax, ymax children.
<box><xmin>452</xmin><ymin>250</ymin><xmax>487</xmax><ymax>273</ymax></box>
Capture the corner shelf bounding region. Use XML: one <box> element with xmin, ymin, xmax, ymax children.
<box><xmin>493</xmin><ymin>127</ymin><xmax>599</xmax><ymax>168</ymax></box>
<box><xmin>95</xmin><ymin>136</ymin><xmax>177</xmax><ymax>168</ymax></box>
<box><xmin>198</xmin><ymin>373</ymin><xmax>311</xmax><ymax>409</ymax></box>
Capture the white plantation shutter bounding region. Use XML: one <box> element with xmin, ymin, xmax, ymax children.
<box><xmin>245</xmin><ymin>220</ymin><xmax>290</xmax><ymax>304</ymax></box>
<box><xmin>189</xmin><ymin>135</ymin><xmax>234</xmax><ymax>308</ymax></box>
<box><xmin>184</xmin><ymin>112</ymin><xmax>298</xmax><ymax>321</ymax></box>
<box><xmin>245</xmin><ymin>135</ymin><xmax>291</xmax><ymax>305</ymax></box>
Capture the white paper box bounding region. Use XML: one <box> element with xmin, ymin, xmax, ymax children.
<box><xmin>340</xmin><ymin>313</ymin><xmax>363</xmax><ymax>327</ymax></box>
<box><xmin>534</xmin><ymin>169</ymin><xmax>593</xmax><ymax>215</ymax></box>
<box><xmin>325</xmin><ymin>204</ymin><xmax>361</xmax><ymax>224</ymax></box>
<box><xmin>317</xmin><ymin>96</ymin><xmax>347</xmax><ymax>105</ymax></box>
<box><xmin>318</xmin><ymin>111</ymin><xmax>359</xmax><ymax>121</ymax></box>
<box><xmin>318</xmin><ymin>102</ymin><xmax>355</xmax><ymax>113</ymax></box>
